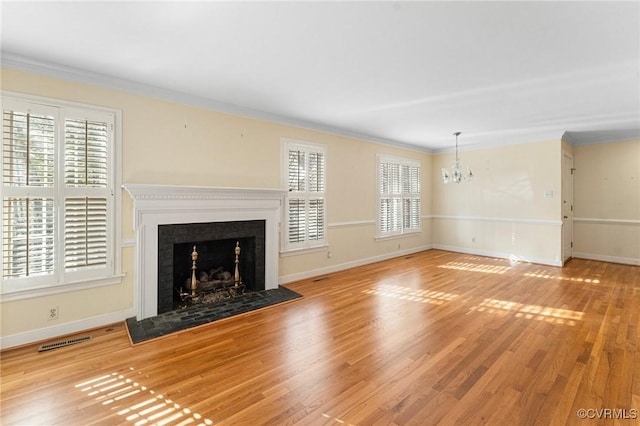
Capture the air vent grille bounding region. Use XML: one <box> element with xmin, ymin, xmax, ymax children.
<box><xmin>38</xmin><ymin>336</ymin><xmax>91</xmax><ymax>352</ymax></box>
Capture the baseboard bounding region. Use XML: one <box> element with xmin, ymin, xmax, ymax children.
<box><xmin>432</xmin><ymin>244</ymin><xmax>563</xmax><ymax>267</ymax></box>
<box><xmin>0</xmin><ymin>308</ymin><xmax>135</xmax><ymax>351</ymax></box>
<box><xmin>279</xmin><ymin>244</ymin><xmax>434</xmax><ymax>284</ymax></box>
<box><xmin>572</xmin><ymin>252</ymin><xmax>640</xmax><ymax>266</ymax></box>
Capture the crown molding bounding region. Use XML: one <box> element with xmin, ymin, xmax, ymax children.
<box><xmin>1</xmin><ymin>52</ymin><xmax>432</xmax><ymax>153</ymax></box>
<box><xmin>4</xmin><ymin>53</ymin><xmax>637</xmax><ymax>154</ymax></box>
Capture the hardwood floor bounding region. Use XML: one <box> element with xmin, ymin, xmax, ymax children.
<box><xmin>1</xmin><ymin>250</ymin><xmax>639</xmax><ymax>425</ymax></box>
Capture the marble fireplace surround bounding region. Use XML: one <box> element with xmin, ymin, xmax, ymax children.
<box><xmin>123</xmin><ymin>184</ymin><xmax>286</xmax><ymax>320</ymax></box>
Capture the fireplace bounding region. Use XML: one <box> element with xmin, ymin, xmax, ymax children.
<box><xmin>157</xmin><ymin>220</ymin><xmax>265</xmax><ymax>314</ymax></box>
<box><xmin>123</xmin><ymin>184</ymin><xmax>286</xmax><ymax>320</ymax></box>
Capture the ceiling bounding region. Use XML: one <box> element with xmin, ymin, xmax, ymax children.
<box><xmin>2</xmin><ymin>1</ymin><xmax>639</xmax><ymax>152</ymax></box>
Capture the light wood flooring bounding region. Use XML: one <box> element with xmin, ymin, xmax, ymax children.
<box><xmin>1</xmin><ymin>250</ymin><xmax>639</xmax><ymax>425</ymax></box>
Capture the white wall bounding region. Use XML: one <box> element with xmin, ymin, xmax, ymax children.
<box><xmin>432</xmin><ymin>140</ymin><xmax>563</xmax><ymax>265</ymax></box>
<box><xmin>0</xmin><ymin>68</ymin><xmax>432</xmax><ymax>348</ymax></box>
<box><xmin>572</xmin><ymin>139</ymin><xmax>640</xmax><ymax>265</ymax></box>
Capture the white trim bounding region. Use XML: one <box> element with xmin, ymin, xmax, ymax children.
<box><xmin>572</xmin><ymin>252</ymin><xmax>640</xmax><ymax>266</ymax></box>
<box><xmin>279</xmin><ymin>244</ymin><xmax>329</xmax><ymax>257</ymax></box>
<box><xmin>279</xmin><ymin>244</ymin><xmax>434</xmax><ymax>284</ymax></box>
<box><xmin>375</xmin><ymin>229</ymin><xmax>422</xmax><ymax>241</ymax></box>
<box><xmin>433</xmin><ymin>244</ymin><xmax>563</xmax><ymax>267</ymax></box>
<box><xmin>573</xmin><ymin>218</ymin><xmax>640</xmax><ymax>225</ymax></box>
<box><xmin>377</xmin><ymin>154</ymin><xmax>421</xmax><ymax>168</ymax></box>
<box><xmin>123</xmin><ymin>184</ymin><xmax>286</xmax><ymax>320</ymax></box>
<box><xmin>122</xmin><ymin>184</ymin><xmax>285</xmax><ymax>203</ymax></box>
<box><xmin>432</xmin><ymin>215</ymin><xmax>563</xmax><ymax>226</ymax></box>
<box><xmin>327</xmin><ymin>220</ymin><xmax>376</xmax><ymax>228</ymax></box>
<box><xmin>324</xmin><ymin>217</ymin><xmax>430</xmax><ymax>229</ymax></box>
<box><xmin>0</xmin><ymin>307</ymin><xmax>134</xmax><ymax>350</ymax></box>
<box><xmin>0</xmin><ymin>274</ymin><xmax>125</xmax><ymax>302</ymax></box>
<box><xmin>122</xmin><ymin>238</ymin><xmax>136</xmax><ymax>248</ymax></box>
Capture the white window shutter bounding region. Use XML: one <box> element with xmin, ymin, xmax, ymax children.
<box><xmin>2</xmin><ymin>107</ymin><xmax>56</xmax><ymax>280</ymax></box>
<box><xmin>283</xmin><ymin>140</ymin><xmax>327</xmax><ymax>251</ymax></box>
<box><xmin>64</xmin><ymin>119</ymin><xmax>109</xmax><ymax>187</ymax></box>
<box><xmin>377</xmin><ymin>155</ymin><xmax>421</xmax><ymax>237</ymax></box>
<box><xmin>1</xmin><ymin>96</ymin><xmax>118</xmax><ymax>293</ymax></box>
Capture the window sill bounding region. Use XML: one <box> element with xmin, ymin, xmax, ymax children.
<box><xmin>0</xmin><ymin>274</ymin><xmax>125</xmax><ymax>302</ymax></box>
<box><xmin>375</xmin><ymin>230</ymin><xmax>422</xmax><ymax>241</ymax></box>
<box><xmin>280</xmin><ymin>244</ymin><xmax>329</xmax><ymax>257</ymax></box>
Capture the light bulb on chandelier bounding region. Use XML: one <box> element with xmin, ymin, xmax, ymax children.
<box><xmin>442</xmin><ymin>131</ymin><xmax>473</xmax><ymax>184</ymax></box>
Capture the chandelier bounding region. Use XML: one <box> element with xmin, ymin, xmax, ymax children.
<box><xmin>442</xmin><ymin>131</ymin><xmax>473</xmax><ymax>184</ymax></box>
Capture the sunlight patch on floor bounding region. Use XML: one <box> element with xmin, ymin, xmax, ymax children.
<box><xmin>524</xmin><ymin>271</ymin><xmax>601</xmax><ymax>284</ymax></box>
<box><xmin>321</xmin><ymin>412</ymin><xmax>355</xmax><ymax>425</ymax></box>
<box><xmin>75</xmin><ymin>368</ymin><xmax>212</xmax><ymax>426</ymax></box>
<box><xmin>438</xmin><ymin>261</ymin><xmax>511</xmax><ymax>274</ymax></box>
<box><xmin>363</xmin><ymin>284</ymin><xmax>458</xmax><ymax>305</ymax></box>
<box><xmin>469</xmin><ymin>298</ymin><xmax>584</xmax><ymax>326</ymax></box>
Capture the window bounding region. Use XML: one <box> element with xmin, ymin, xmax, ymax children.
<box><xmin>1</xmin><ymin>93</ymin><xmax>121</xmax><ymax>297</ymax></box>
<box><xmin>377</xmin><ymin>155</ymin><xmax>421</xmax><ymax>237</ymax></box>
<box><xmin>283</xmin><ymin>139</ymin><xmax>327</xmax><ymax>251</ymax></box>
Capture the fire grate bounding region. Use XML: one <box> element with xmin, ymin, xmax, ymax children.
<box><xmin>38</xmin><ymin>336</ymin><xmax>91</xmax><ymax>352</ymax></box>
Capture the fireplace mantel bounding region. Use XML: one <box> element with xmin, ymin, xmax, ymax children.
<box><xmin>123</xmin><ymin>184</ymin><xmax>286</xmax><ymax>320</ymax></box>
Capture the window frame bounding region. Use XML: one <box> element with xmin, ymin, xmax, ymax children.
<box><xmin>1</xmin><ymin>91</ymin><xmax>122</xmax><ymax>300</ymax></box>
<box><xmin>376</xmin><ymin>154</ymin><xmax>421</xmax><ymax>239</ymax></box>
<box><xmin>281</xmin><ymin>138</ymin><xmax>328</xmax><ymax>253</ymax></box>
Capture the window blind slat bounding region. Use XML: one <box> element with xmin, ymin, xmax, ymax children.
<box><xmin>288</xmin><ymin>198</ymin><xmax>306</xmax><ymax>243</ymax></box>
<box><xmin>288</xmin><ymin>150</ymin><xmax>305</xmax><ymax>192</ymax></box>
<box><xmin>2</xmin><ymin>197</ymin><xmax>55</xmax><ymax>278</ymax></box>
<box><xmin>64</xmin><ymin>119</ymin><xmax>109</xmax><ymax>187</ymax></box>
<box><xmin>2</xmin><ymin>111</ymin><xmax>55</xmax><ymax>187</ymax></box>
<box><xmin>308</xmin><ymin>198</ymin><xmax>325</xmax><ymax>240</ymax></box>
<box><xmin>64</xmin><ymin>197</ymin><xmax>108</xmax><ymax>269</ymax></box>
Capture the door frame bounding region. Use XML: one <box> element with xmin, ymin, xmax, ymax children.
<box><xmin>561</xmin><ymin>151</ymin><xmax>574</xmax><ymax>264</ymax></box>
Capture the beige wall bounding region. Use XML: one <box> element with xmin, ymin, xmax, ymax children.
<box><xmin>573</xmin><ymin>140</ymin><xmax>640</xmax><ymax>264</ymax></box>
<box><xmin>0</xmin><ymin>68</ymin><xmax>432</xmax><ymax>346</ymax></box>
<box><xmin>432</xmin><ymin>140</ymin><xmax>563</xmax><ymax>265</ymax></box>
<box><xmin>3</xmin><ymin>66</ymin><xmax>634</xmax><ymax>348</ymax></box>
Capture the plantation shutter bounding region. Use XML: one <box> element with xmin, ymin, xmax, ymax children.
<box><xmin>285</xmin><ymin>141</ymin><xmax>326</xmax><ymax>250</ymax></box>
<box><xmin>378</xmin><ymin>161</ymin><xmax>402</xmax><ymax>235</ymax></box>
<box><xmin>2</xmin><ymin>106</ymin><xmax>56</xmax><ymax>279</ymax></box>
<box><xmin>378</xmin><ymin>156</ymin><xmax>421</xmax><ymax>237</ymax></box>
<box><xmin>63</xmin><ymin>116</ymin><xmax>111</xmax><ymax>272</ymax></box>
<box><xmin>288</xmin><ymin>150</ymin><xmax>306</xmax><ymax>244</ymax></box>
<box><xmin>1</xmin><ymin>97</ymin><xmax>117</xmax><ymax>294</ymax></box>
<box><xmin>403</xmin><ymin>165</ymin><xmax>421</xmax><ymax>231</ymax></box>
<box><xmin>307</xmin><ymin>152</ymin><xmax>325</xmax><ymax>241</ymax></box>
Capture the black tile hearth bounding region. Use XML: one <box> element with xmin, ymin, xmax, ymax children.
<box><xmin>125</xmin><ymin>286</ymin><xmax>302</xmax><ymax>345</ymax></box>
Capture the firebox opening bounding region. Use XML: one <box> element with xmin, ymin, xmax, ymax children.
<box><xmin>157</xmin><ymin>220</ymin><xmax>266</xmax><ymax>315</ymax></box>
<box><xmin>172</xmin><ymin>237</ymin><xmax>255</xmax><ymax>308</ymax></box>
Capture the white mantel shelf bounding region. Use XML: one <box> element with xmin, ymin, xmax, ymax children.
<box><xmin>122</xmin><ymin>183</ymin><xmax>286</xmax><ymax>320</ymax></box>
<box><xmin>123</xmin><ymin>183</ymin><xmax>286</xmax><ymax>202</ymax></box>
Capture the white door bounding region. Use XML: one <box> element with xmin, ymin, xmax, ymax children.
<box><xmin>562</xmin><ymin>152</ymin><xmax>574</xmax><ymax>263</ymax></box>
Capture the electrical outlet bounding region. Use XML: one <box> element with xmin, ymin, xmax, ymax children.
<box><xmin>48</xmin><ymin>306</ymin><xmax>59</xmax><ymax>321</ymax></box>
